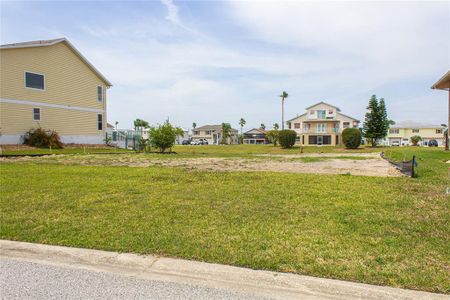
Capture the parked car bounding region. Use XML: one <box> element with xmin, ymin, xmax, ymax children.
<box><xmin>428</xmin><ymin>139</ymin><xmax>438</xmax><ymax>147</ymax></box>
<box><xmin>190</xmin><ymin>140</ymin><xmax>199</xmax><ymax>145</ymax></box>
<box><xmin>391</xmin><ymin>141</ymin><xmax>400</xmax><ymax>146</ymax></box>
<box><xmin>200</xmin><ymin>139</ymin><xmax>209</xmax><ymax>145</ymax></box>
<box><xmin>182</xmin><ymin>140</ymin><xmax>190</xmax><ymax>145</ymax></box>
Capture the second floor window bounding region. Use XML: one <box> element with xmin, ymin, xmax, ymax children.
<box><xmin>205</xmin><ymin>130</ymin><xmax>211</xmax><ymax>135</ymax></box>
<box><xmin>97</xmin><ymin>86</ymin><xmax>103</xmax><ymax>102</ymax></box>
<box><xmin>412</xmin><ymin>129</ymin><xmax>419</xmax><ymax>133</ymax></box>
<box><xmin>436</xmin><ymin>129</ymin><xmax>443</xmax><ymax>134</ymax></box>
<box><xmin>193</xmin><ymin>131</ymin><xmax>199</xmax><ymax>135</ymax></box>
<box><xmin>294</xmin><ymin>123</ymin><xmax>300</xmax><ymax>129</ymax></box>
<box><xmin>343</xmin><ymin>122</ymin><xmax>350</xmax><ymax>128</ymax></box>
<box><xmin>25</xmin><ymin>72</ymin><xmax>45</xmax><ymax>90</ymax></box>
<box><xmin>389</xmin><ymin>129</ymin><xmax>399</xmax><ymax>134</ymax></box>
<box><xmin>317</xmin><ymin>123</ymin><xmax>326</xmax><ymax>133</ymax></box>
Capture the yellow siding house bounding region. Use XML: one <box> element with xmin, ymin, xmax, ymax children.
<box><xmin>387</xmin><ymin>121</ymin><xmax>445</xmax><ymax>146</ymax></box>
<box><xmin>0</xmin><ymin>38</ymin><xmax>112</xmax><ymax>144</ymax></box>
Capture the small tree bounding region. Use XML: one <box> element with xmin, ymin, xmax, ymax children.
<box><xmin>363</xmin><ymin>95</ymin><xmax>389</xmax><ymax>146</ymax></box>
<box><xmin>221</xmin><ymin>123</ymin><xmax>232</xmax><ymax>144</ymax></box>
<box><xmin>278</xmin><ymin>130</ymin><xmax>297</xmax><ymax>148</ymax></box>
<box><xmin>410</xmin><ymin>135</ymin><xmax>422</xmax><ymax>146</ymax></box>
<box><xmin>273</xmin><ymin>123</ymin><xmax>279</xmax><ymax>130</ymax></box>
<box><xmin>266</xmin><ymin>130</ymin><xmax>279</xmax><ymax>146</ymax></box>
<box><xmin>148</xmin><ymin>122</ymin><xmax>182</xmax><ymax>153</ymax></box>
<box><xmin>342</xmin><ymin>128</ymin><xmax>362</xmax><ymax>149</ymax></box>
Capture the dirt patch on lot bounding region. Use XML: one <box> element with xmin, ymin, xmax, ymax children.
<box><xmin>2</xmin><ymin>152</ymin><xmax>403</xmax><ymax>177</ymax></box>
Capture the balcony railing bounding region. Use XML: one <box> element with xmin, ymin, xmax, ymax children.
<box><xmin>296</xmin><ymin>128</ymin><xmax>340</xmax><ymax>134</ymax></box>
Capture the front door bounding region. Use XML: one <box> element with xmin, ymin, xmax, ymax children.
<box><xmin>317</xmin><ymin>136</ymin><xmax>323</xmax><ymax>145</ymax></box>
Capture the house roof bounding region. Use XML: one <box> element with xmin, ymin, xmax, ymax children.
<box><xmin>195</xmin><ymin>125</ymin><xmax>238</xmax><ymax>132</ymax></box>
<box><xmin>431</xmin><ymin>70</ymin><xmax>450</xmax><ymax>91</ymax></box>
<box><xmin>0</xmin><ymin>37</ymin><xmax>112</xmax><ymax>87</ymax></box>
<box><xmin>244</xmin><ymin>128</ymin><xmax>267</xmax><ymax>134</ymax></box>
<box><xmin>390</xmin><ymin>120</ymin><xmax>444</xmax><ymax>129</ymax></box>
<box><xmin>305</xmin><ymin>101</ymin><xmax>341</xmax><ymax>112</ymax></box>
<box><xmin>286</xmin><ymin>113</ymin><xmax>307</xmax><ymax>123</ymax></box>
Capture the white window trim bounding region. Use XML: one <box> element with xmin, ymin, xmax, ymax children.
<box><xmin>97</xmin><ymin>85</ymin><xmax>104</xmax><ymax>102</ymax></box>
<box><xmin>33</xmin><ymin>107</ymin><xmax>41</xmax><ymax>121</ymax></box>
<box><xmin>24</xmin><ymin>71</ymin><xmax>46</xmax><ymax>91</ymax></box>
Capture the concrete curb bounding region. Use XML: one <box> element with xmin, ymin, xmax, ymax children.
<box><xmin>0</xmin><ymin>240</ymin><xmax>446</xmax><ymax>300</ymax></box>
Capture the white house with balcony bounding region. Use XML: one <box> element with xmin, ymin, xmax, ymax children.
<box><xmin>286</xmin><ymin>102</ymin><xmax>360</xmax><ymax>146</ymax></box>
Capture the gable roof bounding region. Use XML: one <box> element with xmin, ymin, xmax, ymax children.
<box><xmin>0</xmin><ymin>38</ymin><xmax>112</xmax><ymax>87</ymax></box>
<box><xmin>431</xmin><ymin>70</ymin><xmax>450</xmax><ymax>90</ymax></box>
<box><xmin>195</xmin><ymin>125</ymin><xmax>238</xmax><ymax>132</ymax></box>
<box><xmin>286</xmin><ymin>113</ymin><xmax>306</xmax><ymax>123</ymax></box>
<box><xmin>244</xmin><ymin>128</ymin><xmax>267</xmax><ymax>135</ymax></box>
<box><xmin>305</xmin><ymin>101</ymin><xmax>341</xmax><ymax>112</ymax></box>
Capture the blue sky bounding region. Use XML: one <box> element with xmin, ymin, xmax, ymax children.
<box><xmin>1</xmin><ymin>1</ymin><xmax>449</xmax><ymax>130</ymax></box>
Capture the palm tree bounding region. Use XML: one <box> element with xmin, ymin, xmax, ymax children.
<box><xmin>192</xmin><ymin>122</ymin><xmax>197</xmax><ymax>130</ymax></box>
<box><xmin>260</xmin><ymin>123</ymin><xmax>266</xmax><ymax>130</ymax></box>
<box><xmin>221</xmin><ymin>123</ymin><xmax>232</xmax><ymax>144</ymax></box>
<box><xmin>279</xmin><ymin>91</ymin><xmax>288</xmax><ymax>130</ymax></box>
<box><xmin>115</xmin><ymin>121</ymin><xmax>119</xmax><ymax>131</ymax></box>
<box><xmin>239</xmin><ymin>118</ymin><xmax>246</xmax><ymax>134</ymax></box>
<box><xmin>273</xmin><ymin>123</ymin><xmax>279</xmax><ymax>130</ymax></box>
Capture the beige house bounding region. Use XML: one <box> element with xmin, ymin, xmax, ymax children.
<box><xmin>192</xmin><ymin>125</ymin><xmax>238</xmax><ymax>144</ymax></box>
<box><xmin>431</xmin><ymin>70</ymin><xmax>449</xmax><ymax>150</ymax></box>
<box><xmin>287</xmin><ymin>102</ymin><xmax>360</xmax><ymax>146</ymax></box>
<box><xmin>387</xmin><ymin>121</ymin><xmax>445</xmax><ymax>146</ymax></box>
<box><xmin>0</xmin><ymin>38</ymin><xmax>112</xmax><ymax>144</ymax></box>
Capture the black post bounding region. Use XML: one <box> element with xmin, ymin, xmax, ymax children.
<box><xmin>411</xmin><ymin>155</ymin><xmax>416</xmax><ymax>178</ymax></box>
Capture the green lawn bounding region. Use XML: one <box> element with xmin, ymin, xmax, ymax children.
<box><xmin>0</xmin><ymin>147</ymin><xmax>131</xmax><ymax>156</ymax></box>
<box><xmin>1</xmin><ymin>146</ymin><xmax>449</xmax><ymax>293</ymax></box>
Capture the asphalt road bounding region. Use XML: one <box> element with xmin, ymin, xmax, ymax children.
<box><xmin>0</xmin><ymin>257</ymin><xmax>271</xmax><ymax>300</ymax></box>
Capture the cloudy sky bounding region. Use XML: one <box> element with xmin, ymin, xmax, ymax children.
<box><xmin>1</xmin><ymin>1</ymin><xmax>449</xmax><ymax>130</ymax></box>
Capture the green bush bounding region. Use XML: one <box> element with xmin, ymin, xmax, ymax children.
<box><xmin>23</xmin><ymin>128</ymin><xmax>63</xmax><ymax>149</ymax></box>
<box><xmin>148</xmin><ymin>122</ymin><xmax>184</xmax><ymax>153</ymax></box>
<box><xmin>278</xmin><ymin>130</ymin><xmax>297</xmax><ymax>148</ymax></box>
<box><xmin>342</xmin><ymin>128</ymin><xmax>361</xmax><ymax>149</ymax></box>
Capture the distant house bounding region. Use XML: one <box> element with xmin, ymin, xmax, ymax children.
<box><xmin>386</xmin><ymin>121</ymin><xmax>445</xmax><ymax>146</ymax></box>
<box><xmin>191</xmin><ymin>125</ymin><xmax>238</xmax><ymax>144</ymax></box>
<box><xmin>175</xmin><ymin>128</ymin><xmax>189</xmax><ymax>144</ymax></box>
<box><xmin>286</xmin><ymin>101</ymin><xmax>360</xmax><ymax>146</ymax></box>
<box><xmin>243</xmin><ymin>128</ymin><xmax>268</xmax><ymax>144</ymax></box>
<box><xmin>0</xmin><ymin>38</ymin><xmax>112</xmax><ymax>145</ymax></box>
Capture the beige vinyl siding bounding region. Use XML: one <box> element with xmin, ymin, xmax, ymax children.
<box><xmin>0</xmin><ymin>42</ymin><xmax>106</xmax><ymax>110</ymax></box>
<box><xmin>0</xmin><ymin>102</ymin><xmax>104</xmax><ymax>136</ymax></box>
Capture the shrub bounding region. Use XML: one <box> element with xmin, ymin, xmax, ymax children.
<box><xmin>342</xmin><ymin>128</ymin><xmax>361</xmax><ymax>149</ymax></box>
<box><xmin>410</xmin><ymin>135</ymin><xmax>422</xmax><ymax>146</ymax></box>
<box><xmin>23</xmin><ymin>128</ymin><xmax>63</xmax><ymax>149</ymax></box>
<box><xmin>148</xmin><ymin>122</ymin><xmax>184</xmax><ymax>153</ymax></box>
<box><xmin>266</xmin><ymin>130</ymin><xmax>279</xmax><ymax>146</ymax></box>
<box><xmin>278</xmin><ymin>130</ymin><xmax>297</xmax><ymax>148</ymax></box>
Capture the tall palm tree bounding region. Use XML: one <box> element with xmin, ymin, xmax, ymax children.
<box><xmin>239</xmin><ymin>118</ymin><xmax>246</xmax><ymax>136</ymax></box>
<box><xmin>260</xmin><ymin>123</ymin><xmax>266</xmax><ymax>130</ymax></box>
<box><xmin>115</xmin><ymin>121</ymin><xmax>119</xmax><ymax>131</ymax></box>
<box><xmin>279</xmin><ymin>91</ymin><xmax>288</xmax><ymax>130</ymax></box>
<box><xmin>273</xmin><ymin>123</ymin><xmax>279</xmax><ymax>130</ymax></box>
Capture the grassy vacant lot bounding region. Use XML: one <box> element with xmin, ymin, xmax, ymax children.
<box><xmin>1</xmin><ymin>146</ymin><xmax>449</xmax><ymax>293</ymax></box>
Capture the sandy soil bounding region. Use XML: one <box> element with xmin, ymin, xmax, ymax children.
<box><xmin>2</xmin><ymin>152</ymin><xmax>403</xmax><ymax>177</ymax></box>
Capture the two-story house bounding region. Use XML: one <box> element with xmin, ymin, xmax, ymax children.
<box><xmin>386</xmin><ymin>121</ymin><xmax>445</xmax><ymax>146</ymax></box>
<box><xmin>286</xmin><ymin>102</ymin><xmax>360</xmax><ymax>146</ymax></box>
<box><xmin>191</xmin><ymin>125</ymin><xmax>238</xmax><ymax>144</ymax></box>
<box><xmin>0</xmin><ymin>38</ymin><xmax>112</xmax><ymax>144</ymax></box>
